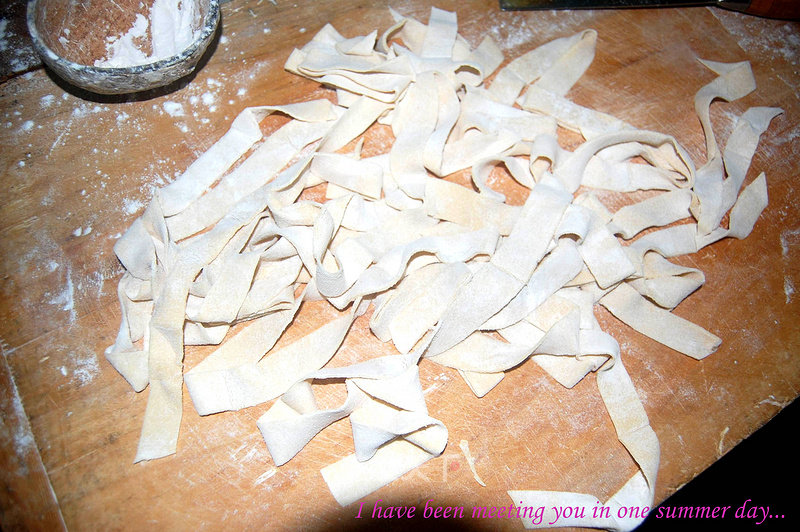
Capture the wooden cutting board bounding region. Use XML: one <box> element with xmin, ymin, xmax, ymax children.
<box><xmin>1</xmin><ymin>1</ymin><xmax>798</xmax><ymax>530</ymax></box>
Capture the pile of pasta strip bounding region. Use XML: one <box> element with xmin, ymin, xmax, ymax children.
<box><xmin>106</xmin><ymin>7</ymin><xmax>780</xmax><ymax>530</ymax></box>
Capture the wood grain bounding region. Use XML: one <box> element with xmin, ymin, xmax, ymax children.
<box><xmin>1</xmin><ymin>1</ymin><xmax>798</xmax><ymax>530</ymax></box>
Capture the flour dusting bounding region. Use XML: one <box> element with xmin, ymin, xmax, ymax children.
<box><xmin>95</xmin><ymin>0</ymin><xmax>200</xmax><ymax>67</ymax></box>
<box><xmin>123</xmin><ymin>197</ymin><xmax>145</xmax><ymax>215</ymax></box>
<box><xmin>8</xmin><ymin>390</ymin><xmax>36</xmax><ymax>473</ymax></box>
<box><xmin>163</xmin><ymin>101</ymin><xmax>185</xmax><ymax>117</ymax></box>
<box><xmin>70</xmin><ymin>350</ymin><xmax>100</xmax><ymax>386</ymax></box>
<box><xmin>780</xmin><ymin>227</ymin><xmax>800</xmax><ymax>256</ymax></box>
<box><xmin>46</xmin><ymin>268</ymin><xmax>76</xmax><ymax>323</ymax></box>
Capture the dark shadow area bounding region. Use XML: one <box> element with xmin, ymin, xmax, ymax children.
<box><xmin>640</xmin><ymin>398</ymin><xmax>799</xmax><ymax>531</ymax></box>
<box><xmin>0</xmin><ymin>0</ymin><xmax>42</xmax><ymax>83</ymax></box>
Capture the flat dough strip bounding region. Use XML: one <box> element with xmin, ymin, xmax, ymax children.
<box><xmin>600</xmin><ymin>283</ymin><xmax>721</xmax><ymax>359</ymax></box>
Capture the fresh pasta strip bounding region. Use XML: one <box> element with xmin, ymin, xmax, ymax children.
<box><xmin>510</xmin><ymin>355</ymin><xmax>658</xmax><ymax>532</ymax></box>
<box><xmin>600</xmin><ymin>282</ymin><xmax>721</xmax><ymax>359</ymax></box>
<box><xmin>168</xmin><ymin>117</ymin><xmax>335</xmax><ymax>241</ymax></box>
<box><xmin>370</xmin><ymin>262</ymin><xmax>471</xmax><ymax>354</ymax></box>
<box><xmin>489</xmin><ymin>30</ymin><xmax>597</xmax><ymax>105</ymax></box>
<box><xmin>608</xmin><ymin>189</ymin><xmax>693</xmax><ymax>239</ymax></box>
<box><xmin>427</xmin><ymin>177</ymin><xmax>571</xmax><ymax>356</ymax></box>
<box><xmin>521</xmin><ymin>84</ymin><xmax>628</xmax><ymax>139</ymax></box>
<box><xmin>628</xmin><ymin>252</ymin><xmax>705</xmax><ymax>310</ymax></box>
<box><xmin>696</xmin><ymin>172</ymin><xmax>769</xmax><ymax>249</ymax></box>
<box><xmin>690</xmin><ymin>60</ymin><xmax>756</xmax><ymax>237</ymax></box>
<box><xmin>423</xmin><ymin>175</ymin><xmax>520</xmax><ymax>235</ymax></box>
<box><xmin>720</xmin><ymin>107</ymin><xmax>782</xmax><ymax>214</ymax></box>
<box><xmin>187</xmin><ymin>309</ymin><xmax>356</xmax><ymax>416</ymax></box>
<box><xmin>157</xmin><ymin>103</ymin><xmax>328</xmax><ymax>216</ymax></box>
<box><xmin>482</xmin><ymin>239</ymin><xmax>583</xmax><ymax>330</ymax></box>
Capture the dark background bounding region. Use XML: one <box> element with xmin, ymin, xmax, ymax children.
<box><xmin>640</xmin><ymin>397</ymin><xmax>798</xmax><ymax>531</ymax></box>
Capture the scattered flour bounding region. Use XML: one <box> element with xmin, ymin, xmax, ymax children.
<box><xmin>45</xmin><ymin>265</ymin><xmax>76</xmax><ymax>324</ymax></box>
<box><xmin>71</xmin><ymin>103</ymin><xmax>107</xmax><ymax>119</ymax></box>
<box><xmin>123</xmin><ymin>197</ymin><xmax>145</xmax><ymax>215</ymax></box>
<box><xmin>485</xmin><ymin>10</ymin><xmax>595</xmax><ymax>51</ymax></box>
<box><xmin>7</xmin><ymin>389</ymin><xmax>36</xmax><ymax>470</ymax></box>
<box><xmin>70</xmin><ymin>350</ymin><xmax>100</xmax><ymax>386</ymax></box>
<box><xmin>201</xmin><ymin>92</ymin><xmax>215</xmax><ymax>105</ymax></box>
<box><xmin>780</xmin><ymin>227</ymin><xmax>800</xmax><ymax>256</ymax></box>
<box><xmin>163</xmin><ymin>101</ymin><xmax>185</xmax><ymax>117</ymax></box>
<box><xmin>0</xmin><ymin>17</ymin><xmax>39</xmax><ymax>73</ymax></box>
<box><xmin>785</xmin><ymin>277</ymin><xmax>795</xmax><ymax>304</ymax></box>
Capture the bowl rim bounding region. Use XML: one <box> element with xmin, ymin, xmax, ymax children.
<box><xmin>26</xmin><ymin>0</ymin><xmax>220</xmax><ymax>75</ymax></box>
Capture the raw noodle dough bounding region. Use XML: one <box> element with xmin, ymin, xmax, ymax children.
<box><xmin>106</xmin><ymin>7</ymin><xmax>781</xmax><ymax>531</ymax></box>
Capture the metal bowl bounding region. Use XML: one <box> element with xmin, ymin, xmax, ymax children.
<box><xmin>27</xmin><ymin>0</ymin><xmax>220</xmax><ymax>95</ymax></box>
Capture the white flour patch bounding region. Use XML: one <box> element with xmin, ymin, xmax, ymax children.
<box><xmin>241</xmin><ymin>446</ymin><xmax>260</xmax><ymax>462</ymax></box>
<box><xmin>71</xmin><ymin>103</ymin><xmax>107</xmax><ymax>119</ymax></box>
<box><xmin>163</xmin><ymin>101</ymin><xmax>185</xmax><ymax>117</ymax></box>
<box><xmin>201</xmin><ymin>92</ymin><xmax>216</xmax><ymax>108</ymax></box>
<box><xmin>772</xmin><ymin>124</ymin><xmax>800</xmax><ymax>152</ymax></box>
<box><xmin>88</xmin><ymin>271</ymin><xmax>105</xmax><ymax>298</ymax></box>
<box><xmin>0</xmin><ymin>18</ymin><xmax>39</xmax><ymax>73</ymax></box>
<box><xmin>123</xmin><ymin>197</ymin><xmax>145</xmax><ymax>215</ymax></box>
<box><xmin>40</xmin><ymin>94</ymin><xmax>55</xmax><ymax>108</ymax></box>
<box><xmin>785</xmin><ymin>277</ymin><xmax>795</xmax><ymax>304</ymax></box>
<box><xmin>8</xmin><ymin>390</ymin><xmax>36</xmax><ymax>474</ymax></box>
<box><xmin>780</xmin><ymin>227</ymin><xmax>800</xmax><ymax>256</ymax></box>
<box><xmin>711</xmin><ymin>9</ymin><xmax>800</xmax><ymax>93</ymax></box>
<box><xmin>46</xmin><ymin>267</ymin><xmax>76</xmax><ymax>323</ymax></box>
<box><xmin>70</xmin><ymin>350</ymin><xmax>100</xmax><ymax>386</ymax></box>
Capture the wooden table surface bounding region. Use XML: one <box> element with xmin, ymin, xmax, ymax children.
<box><xmin>1</xmin><ymin>1</ymin><xmax>798</xmax><ymax>530</ymax></box>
